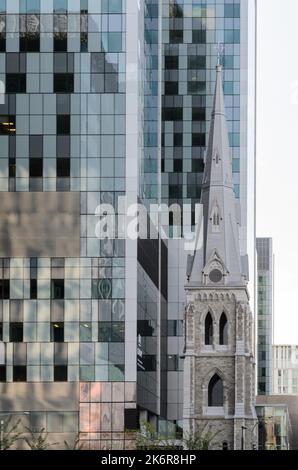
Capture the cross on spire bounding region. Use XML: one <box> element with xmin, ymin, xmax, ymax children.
<box><xmin>215</xmin><ymin>42</ymin><xmax>225</xmax><ymax>66</ymax></box>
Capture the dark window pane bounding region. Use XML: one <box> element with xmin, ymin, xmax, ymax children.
<box><xmin>30</xmin><ymin>279</ymin><xmax>37</xmax><ymax>299</ymax></box>
<box><xmin>0</xmin><ymin>116</ymin><xmax>16</xmax><ymax>136</ymax></box>
<box><xmin>188</xmin><ymin>56</ymin><xmax>206</xmax><ymax>69</ymax></box>
<box><xmin>51</xmin><ymin>279</ymin><xmax>64</xmax><ymax>299</ymax></box>
<box><xmin>29</xmin><ymin>158</ymin><xmax>43</xmax><ymax>177</ymax></box>
<box><xmin>138</xmin><ymin>355</ymin><xmax>156</xmax><ymax>371</ymax></box>
<box><xmin>192</xmin><ymin>159</ymin><xmax>204</xmax><ymax>173</ymax></box>
<box><xmin>137</xmin><ymin>320</ymin><xmax>155</xmax><ymax>337</ymax></box>
<box><xmin>174</xmin><ymin>133</ymin><xmax>183</xmax><ymax>146</ymax></box>
<box><xmin>162</xmin><ymin>107</ymin><xmax>183</xmax><ymax>121</ymax></box>
<box><xmin>0</xmin><ymin>280</ymin><xmax>10</xmax><ymax>299</ymax></box>
<box><xmin>205</xmin><ymin>313</ymin><xmax>213</xmax><ymax>345</ymax></box>
<box><xmin>188</xmin><ymin>81</ymin><xmax>206</xmax><ymax>94</ymax></box>
<box><xmin>10</xmin><ymin>323</ymin><xmax>23</xmax><ymax>342</ymax></box>
<box><xmin>165</xmin><ymin>81</ymin><xmax>178</xmax><ymax>95</ymax></box>
<box><xmin>192</xmin><ymin>30</ymin><xmax>206</xmax><ymax>44</ymax></box>
<box><xmin>173</xmin><ymin>159</ymin><xmax>182</xmax><ymax>172</ymax></box>
<box><xmin>124</xmin><ymin>409</ymin><xmax>139</xmax><ymax>430</ymax></box>
<box><xmin>0</xmin><ymin>365</ymin><xmax>6</xmax><ymax>382</ymax></box>
<box><xmin>169</xmin><ymin>30</ymin><xmax>183</xmax><ymax>44</ymax></box>
<box><xmin>6</xmin><ymin>74</ymin><xmax>26</xmax><ymax>93</ymax></box>
<box><xmin>54</xmin><ymin>74</ymin><xmax>74</xmax><ymax>93</ymax></box>
<box><xmin>9</xmin><ymin>158</ymin><xmax>16</xmax><ymax>178</ymax></box>
<box><xmin>192</xmin><ymin>133</ymin><xmax>206</xmax><ymax>146</ymax></box>
<box><xmin>54</xmin><ymin>35</ymin><xmax>67</xmax><ymax>52</ymax></box>
<box><xmin>0</xmin><ymin>36</ymin><xmax>5</xmax><ymax>53</ymax></box>
<box><xmin>192</xmin><ymin>107</ymin><xmax>206</xmax><ymax>121</ymax></box>
<box><xmin>57</xmin><ymin>115</ymin><xmax>70</xmax><ymax>135</ymax></box>
<box><xmin>57</xmin><ymin>158</ymin><xmax>70</xmax><ymax>177</ymax></box>
<box><xmin>0</xmin><ymin>322</ymin><xmax>2</xmax><ymax>341</ymax></box>
<box><xmin>13</xmin><ymin>365</ymin><xmax>27</xmax><ymax>382</ymax></box>
<box><xmin>20</xmin><ymin>34</ymin><xmax>40</xmax><ymax>52</ymax></box>
<box><xmin>51</xmin><ymin>322</ymin><xmax>64</xmax><ymax>342</ymax></box>
<box><xmin>54</xmin><ymin>365</ymin><xmax>67</xmax><ymax>381</ymax></box>
<box><xmin>165</xmin><ymin>56</ymin><xmax>179</xmax><ymax>69</ymax></box>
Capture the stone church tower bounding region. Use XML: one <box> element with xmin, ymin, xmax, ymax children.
<box><xmin>183</xmin><ymin>65</ymin><xmax>257</xmax><ymax>450</ymax></box>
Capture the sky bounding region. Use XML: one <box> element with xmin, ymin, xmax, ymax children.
<box><xmin>257</xmin><ymin>0</ymin><xmax>298</xmax><ymax>344</ymax></box>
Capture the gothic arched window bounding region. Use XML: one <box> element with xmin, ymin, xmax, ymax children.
<box><xmin>208</xmin><ymin>374</ymin><xmax>224</xmax><ymax>406</ymax></box>
<box><xmin>211</xmin><ymin>206</ymin><xmax>220</xmax><ymax>233</ymax></box>
<box><xmin>205</xmin><ymin>313</ymin><xmax>213</xmax><ymax>345</ymax></box>
<box><xmin>219</xmin><ymin>313</ymin><xmax>228</xmax><ymax>345</ymax></box>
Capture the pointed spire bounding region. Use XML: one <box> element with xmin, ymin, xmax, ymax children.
<box><xmin>188</xmin><ymin>65</ymin><xmax>245</xmax><ymax>286</ymax></box>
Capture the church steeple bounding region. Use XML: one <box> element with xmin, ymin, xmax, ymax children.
<box><xmin>188</xmin><ymin>65</ymin><xmax>246</xmax><ymax>286</ymax></box>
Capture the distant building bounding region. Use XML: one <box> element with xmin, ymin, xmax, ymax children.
<box><xmin>256</xmin><ymin>238</ymin><xmax>274</xmax><ymax>395</ymax></box>
<box><xmin>273</xmin><ymin>345</ymin><xmax>298</xmax><ymax>395</ymax></box>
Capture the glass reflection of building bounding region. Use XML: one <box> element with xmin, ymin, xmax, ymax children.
<box><xmin>256</xmin><ymin>238</ymin><xmax>274</xmax><ymax>395</ymax></box>
<box><xmin>256</xmin><ymin>405</ymin><xmax>291</xmax><ymax>451</ymax></box>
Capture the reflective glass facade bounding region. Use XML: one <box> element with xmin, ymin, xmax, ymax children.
<box><xmin>256</xmin><ymin>238</ymin><xmax>273</xmax><ymax>395</ymax></box>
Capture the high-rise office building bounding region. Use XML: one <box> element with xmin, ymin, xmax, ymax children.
<box><xmin>256</xmin><ymin>238</ymin><xmax>274</xmax><ymax>395</ymax></box>
<box><xmin>0</xmin><ymin>0</ymin><xmax>256</xmax><ymax>448</ymax></box>
<box><xmin>163</xmin><ymin>0</ymin><xmax>256</xmax><ymax>428</ymax></box>
<box><xmin>273</xmin><ymin>345</ymin><xmax>298</xmax><ymax>395</ymax></box>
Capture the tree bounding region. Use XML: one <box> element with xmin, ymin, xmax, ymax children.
<box><xmin>64</xmin><ymin>435</ymin><xmax>83</xmax><ymax>450</ymax></box>
<box><xmin>0</xmin><ymin>416</ymin><xmax>24</xmax><ymax>450</ymax></box>
<box><xmin>183</xmin><ymin>424</ymin><xmax>222</xmax><ymax>450</ymax></box>
<box><xmin>24</xmin><ymin>428</ymin><xmax>58</xmax><ymax>450</ymax></box>
<box><xmin>135</xmin><ymin>422</ymin><xmax>178</xmax><ymax>450</ymax></box>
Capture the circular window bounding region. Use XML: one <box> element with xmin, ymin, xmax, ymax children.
<box><xmin>209</xmin><ymin>269</ymin><xmax>223</xmax><ymax>283</ymax></box>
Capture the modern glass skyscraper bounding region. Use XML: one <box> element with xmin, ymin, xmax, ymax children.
<box><xmin>0</xmin><ymin>0</ymin><xmax>256</xmax><ymax>448</ymax></box>
<box><xmin>256</xmin><ymin>238</ymin><xmax>274</xmax><ymax>395</ymax></box>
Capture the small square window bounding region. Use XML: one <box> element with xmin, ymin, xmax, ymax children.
<box><xmin>51</xmin><ymin>279</ymin><xmax>64</xmax><ymax>299</ymax></box>
<box><xmin>169</xmin><ymin>30</ymin><xmax>183</xmax><ymax>44</ymax></box>
<box><xmin>29</xmin><ymin>158</ymin><xmax>43</xmax><ymax>178</ymax></box>
<box><xmin>0</xmin><ymin>365</ymin><xmax>6</xmax><ymax>382</ymax></box>
<box><xmin>54</xmin><ymin>74</ymin><xmax>74</xmax><ymax>93</ymax></box>
<box><xmin>192</xmin><ymin>159</ymin><xmax>205</xmax><ymax>173</ymax></box>
<box><xmin>6</xmin><ymin>74</ymin><xmax>26</xmax><ymax>93</ymax></box>
<box><xmin>54</xmin><ymin>365</ymin><xmax>67</xmax><ymax>382</ymax></box>
<box><xmin>57</xmin><ymin>115</ymin><xmax>70</xmax><ymax>135</ymax></box>
<box><xmin>165</xmin><ymin>81</ymin><xmax>178</xmax><ymax>95</ymax></box>
<box><xmin>165</xmin><ymin>56</ymin><xmax>179</xmax><ymax>70</ymax></box>
<box><xmin>51</xmin><ymin>322</ymin><xmax>64</xmax><ymax>343</ymax></box>
<box><xmin>192</xmin><ymin>133</ymin><xmax>206</xmax><ymax>147</ymax></box>
<box><xmin>57</xmin><ymin>158</ymin><xmax>70</xmax><ymax>177</ymax></box>
<box><xmin>13</xmin><ymin>365</ymin><xmax>27</xmax><ymax>382</ymax></box>
<box><xmin>174</xmin><ymin>133</ymin><xmax>183</xmax><ymax>147</ymax></box>
<box><xmin>10</xmin><ymin>323</ymin><xmax>23</xmax><ymax>342</ymax></box>
<box><xmin>192</xmin><ymin>107</ymin><xmax>206</xmax><ymax>121</ymax></box>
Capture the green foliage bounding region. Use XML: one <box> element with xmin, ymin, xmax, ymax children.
<box><xmin>135</xmin><ymin>421</ymin><xmax>178</xmax><ymax>450</ymax></box>
<box><xmin>64</xmin><ymin>434</ymin><xmax>83</xmax><ymax>450</ymax></box>
<box><xmin>24</xmin><ymin>427</ymin><xmax>58</xmax><ymax>450</ymax></box>
<box><xmin>134</xmin><ymin>421</ymin><xmax>222</xmax><ymax>451</ymax></box>
<box><xmin>0</xmin><ymin>416</ymin><xmax>24</xmax><ymax>450</ymax></box>
<box><xmin>183</xmin><ymin>424</ymin><xmax>222</xmax><ymax>450</ymax></box>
